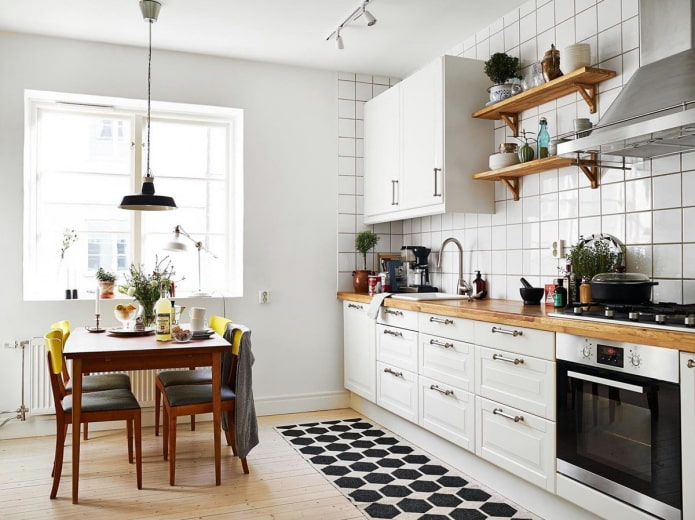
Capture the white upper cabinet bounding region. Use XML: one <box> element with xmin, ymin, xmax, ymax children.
<box><xmin>364</xmin><ymin>55</ymin><xmax>493</xmax><ymax>224</ymax></box>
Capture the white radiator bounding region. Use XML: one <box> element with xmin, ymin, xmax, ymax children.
<box><xmin>29</xmin><ymin>342</ymin><xmax>161</xmax><ymax>415</ymax></box>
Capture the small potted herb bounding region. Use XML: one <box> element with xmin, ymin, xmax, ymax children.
<box><xmin>96</xmin><ymin>267</ymin><xmax>117</xmax><ymax>298</ymax></box>
<box><xmin>484</xmin><ymin>52</ymin><xmax>522</xmax><ymax>103</ymax></box>
<box><xmin>353</xmin><ymin>230</ymin><xmax>380</xmax><ymax>293</ymax></box>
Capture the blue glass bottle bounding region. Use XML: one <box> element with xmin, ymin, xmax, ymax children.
<box><xmin>538</xmin><ymin>117</ymin><xmax>550</xmax><ymax>158</ymax></box>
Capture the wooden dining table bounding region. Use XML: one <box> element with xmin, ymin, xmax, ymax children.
<box><xmin>63</xmin><ymin>326</ymin><xmax>230</xmax><ymax>504</ymax></box>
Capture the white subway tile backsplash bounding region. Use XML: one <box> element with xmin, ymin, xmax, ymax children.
<box><xmin>597</xmin><ymin>0</ymin><xmax>622</xmax><ymax>32</ymax></box>
<box><xmin>338</xmin><ymin>80</ymin><xmax>356</xmax><ymax>100</ymax></box>
<box><xmin>523</xmin><ymin>222</ymin><xmax>541</xmax><ymax>248</ymax></box>
<box><xmin>684</xmin><ymin>207</ymin><xmax>695</xmax><ymax>242</ymax></box>
<box><xmin>622</xmin><ymin>16</ymin><xmax>639</xmax><ymax>52</ymax></box>
<box><xmin>519</xmin><ymin>0</ymin><xmax>536</xmax><ymax>18</ymax></box>
<box><xmin>339</xmin><ymin>118</ymin><xmax>355</xmax><ymax>138</ymax></box>
<box><xmin>338</xmin><ymin>99</ymin><xmax>355</xmax><ymax>119</ymax></box>
<box><xmin>576</xmin><ymin>0</ymin><xmax>597</xmax><ymax>13</ymax></box>
<box><xmin>575</xmin><ymin>5</ymin><xmax>598</xmax><ymax>41</ymax></box>
<box><xmin>652</xmin><ymin>155</ymin><xmax>681</xmax><ymax>176</ymax></box>
<box><xmin>684</xmin><ymin>244</ymin><xmax>695</xmax><ymax>278</ymax></box>
<box><xmin>522</xmin><ymin>248</ymin><xmax>541</xmax><ymax>276</ymax></box>
<box><xmin>684</xmin><ymin>172</ymin><xmax>695</xmax><ymax>207</ymax></box>
<box><xmin>489</xmin><ymin>30</ymin><xmax>504</xmax><ymax>55</ymax></box>
<box><xmin>601</xmin><ymin>182</ymin><xmax>625</xmax><ymax>214</ymax></box>
<box><xmin>579</xmin><ymin>186</ymin><xmax>601</xmax><ymax>216</ymax></box>
<box><xmin>601</xmin><ymin>213</ymin><xmax>625</xmax><ymax>241</ymax></box>
<box><xmin>558</xmin><ymin>189</ymin><xmax>579</xmax><ymax>219</ymax></box>
<box><xmin>653</xmin><ymin>279</ymin><xmax>682</xmax><ymax>304</ymax></box>
<box><xmin>626</xmin><ymin>245</ymin><xmax>652</xmax><ymax>275</ymax></box>
<box><xmin>339</xmin><ymin>137</ymin><xmax>355</xmax><ymax>157</ymax></box>
<box><xmin>578</xmin><ymin>215</ymin><xmax>601</xmax><ymax>237</ymax></box>
<box><xmin>653</xmin><ymin>244</ymin><xmax>682</xmax><ymax>277</ymax></box>
<box><xmin>625</xmin><ymin>178</ymin><xmax>652</xmax><ymax>212</ymax></box>
<box><xmin>556</xmin><ymin>0</ymin><xmax>574</xmax><ymax>23</ymax></box>
<box><xmin>621</xmin><ymin>0</ymin><xmax>638</xmax><ymax>20</ymax></box>
<box><xmin>653</xmin><ymin>174</ymin><xmax>682</xmax><ymax>209</ymax></box>
<box><xmin>559</xmin><ymin>218</ymin><xmax>580</xmax><ymax>243</ymax></box>
<box><xmin>626</xmin><ymin>211</ymin><xmax>652</xmax><ymax>244</ymax></box>
<box><xmin>540</xmin><ymin>191</ymin><xmax>559</xmax><ymax>220</ymax></box>
<box><xmin>622</xmin><ymin>48</ymin><xmax>639</xmax><ymax>83</ymax></box>
<box><xmin>653</xmin><ymin>209</ymin><xmax>682</xmax><ymax>244</ymax></box>
<box><xmin>507</xmin><ymin>223</ymin><xmax>524</xmax><ymax>249</ymax></box>
<box><xmin>537</xmin><ymin>1</ymin><xmax>555</xmax><ymax>34</ymax></box>
<box><xmin>504</xmin><ymin>20</ymin><xmax>521</xmax><ymax>50</ymax></box>
<box><xmin>355</xmin><ymin>82</ymin><xmax>373</xmax><ymax>102</ymax></box>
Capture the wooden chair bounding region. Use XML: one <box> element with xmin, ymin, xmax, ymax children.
<box><xmin>50</xmin><ymin>320</ymin><xmax>131</xmax><ymax>441</ymax></box>
<box><xmin>154</xmin><ymin>315</ymin><xmax>232</xmax><ymax>436</ymax></box>
<box><xmin>45</xmin><ymin>330</ymin><xmax>142</xmax><ymax>499</ymax></box>
<box><xmin>161</xmin><ymin>324</ymin><xmax>249</xmax><ymax>485</ymax></box>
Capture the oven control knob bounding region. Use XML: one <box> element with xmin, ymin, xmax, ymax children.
<box><xmin>582</xmin><ymin>345</ymin><xmax>592</xmax><ymax>358</ymax></box>
<box><xmin>630</xmin><ymin>353</ymin><xmax>642</xmax><ymax>367</ymax></box>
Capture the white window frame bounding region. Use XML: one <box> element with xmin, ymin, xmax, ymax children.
<box><xmin>23</xmin><ymin>89</ymin><xmax>244</xmax><ymax>301</ymax></box>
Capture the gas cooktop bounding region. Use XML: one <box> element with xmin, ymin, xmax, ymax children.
<box><xmin>549</xmin><ymin>302</ymin><xmax>695</xmax><ymax>332</ymax></box>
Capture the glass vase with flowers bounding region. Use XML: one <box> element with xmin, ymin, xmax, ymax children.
<box><xmin>118</xmin><ymin>256</ymin><xmax>180</xmax><ymax>328</ymax></box>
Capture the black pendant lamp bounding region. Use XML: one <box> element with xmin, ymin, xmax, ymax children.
<box><xmin>119</xmin><ymin>0</ymin><xmax>177</xmax><ymax>211</ymax></box>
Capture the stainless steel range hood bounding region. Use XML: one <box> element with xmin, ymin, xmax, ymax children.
<box><xmin>558</xmin><ymin>0</ymin><xmax>695</xmax><ymax>160</ymax></box>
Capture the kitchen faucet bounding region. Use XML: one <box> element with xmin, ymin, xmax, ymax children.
<box><xmin>437</xmin><ymin>237</ymin><xmax>473</xmax><ymax>298</ymax></box>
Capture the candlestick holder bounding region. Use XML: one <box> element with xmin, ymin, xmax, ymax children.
<box><xmin>86</xmin><ymin>313</ymin><xmax>105</xmax><ymax>333</ymax></box>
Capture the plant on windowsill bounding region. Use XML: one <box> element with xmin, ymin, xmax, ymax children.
<box><xmin>353</xmin><ymin>230</ymin><xmax>380</xmax><ymax>293</ymax></box>
<box><xmin>96</xmin><ymin>267</ymin><xmax>117</xmax><ymax>299</ymax></box>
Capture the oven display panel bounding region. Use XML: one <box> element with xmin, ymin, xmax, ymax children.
<box><xmin>597</xmin><ymin>343</ymin><xmax>623</xmax><ymax>368</ymax></box>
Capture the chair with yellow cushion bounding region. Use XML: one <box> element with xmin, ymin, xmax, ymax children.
<box><xmin>154</xmin><ymin>315</ymin><xmax>233</xmax><ymax>436</ymax></box>
<box><xmin>50</xmin><ymin>320</ymin><xmax>131</xmax><ymax>441</ymax></box>
<box><xmin>45</xmin><ymin>330</ymin><xmax>142</xmax><ymax>499</ymax></box>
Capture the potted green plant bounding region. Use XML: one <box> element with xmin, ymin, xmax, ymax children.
<box><xmin>483</xmin><ymin>52</ymin><xmax>522</xmax><ymax>103</ymax></box>
<box><xmin>353</xmin><ymin>230</ymin><xmax>380</xmax><ymax>293</ymax></box>
<box><xmin>96</xmin><ymin>267</ymin><xmax>117</xmax><ymax>298</ymax></box>
<box><xmin>511</xmin><ymin>129</ymin><xmax>537</xmax><ymax>163</ymax></box>
<box><xmin>566</xmin><ymin>236</ymin><xmax>621</xmax><ymax>302</ymax></box>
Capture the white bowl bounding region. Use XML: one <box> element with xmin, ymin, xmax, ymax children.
<box><xmin>563</xmin><ymin>44</ymin><xmax>591</xmax><ymax>72</ymax></box>
<box><xmin>489</xmin><ymin>152</ymin><xmax>520</xmax><ymax>170</ymax></box>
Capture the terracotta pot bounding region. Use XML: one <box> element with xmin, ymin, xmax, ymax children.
<box><xmin>352</xmin><ymin>270</ymin><xmax>372</xmax><ymax>293</ymax></box>
<box><xmin>99</xmin><ymin>281</ymin><xmax>115</xmax><ymax>298</ymax></box>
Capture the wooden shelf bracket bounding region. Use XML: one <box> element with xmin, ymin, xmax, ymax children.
<box><xmin>501</xmin><ymin>178</ymin><xmax>520</xmax><ymax>201</ymax></box>
<box><xmin>576</xmin><ymin>153</ymin><xmax>599</xmax><ymax>188</ymax></box>
<box><xmin>573</xmin><ymin>82</ymin><xmax>598</xmax><ymax>113</ymax></box>
<box><xmin>500</xmin><ymin>113</ymin><xmax>519</xmax><ymax>135</ymax></box>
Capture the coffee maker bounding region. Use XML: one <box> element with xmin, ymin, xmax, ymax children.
<box><xmin>399</xmin><ymin>246</ymin><xmax>438</xmax><ymax>292</ymax></box>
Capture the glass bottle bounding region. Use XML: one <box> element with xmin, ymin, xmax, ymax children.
<box><xmin>579</xmin><ymin>277</ymin><xmax>592</xmax><ymax>305</ymax></box>
<box><xmin>553</xmin><ymin>277</ymin><xmax>567</xmax><ymax>308</ymax></box>
<box><xmin>538</xmin><ymin>117</ymin><xmax>550</xmax><ymax>158</ymax></box>
<box><xmin>155</xmin><ymin>286</ymin><xmax>172</xmax><ymax>341</ymax></box>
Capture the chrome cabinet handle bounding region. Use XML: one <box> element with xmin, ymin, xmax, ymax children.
<box><xmin>491</xmin><ymin>326</ymin><xmax>523</xmax><ymax>337</ymax></box>
<box><xmin>493</xmin><ymin>408</ymin><xmax>524</xmax><ymax>423</ymax></box>
<box><xmin>688</xmin><ymin>359</ymin><xmax>695</xmax><ymax>369</ymax></box>
<box><xmin>430</xmin><ymin>384</ymin><xmax>454</xmax><ymax>396</ymax></box>
<box><xmin>492</xmin><ymin>353</ymin><xmax>524</xmax><ymax>365</ymax></box>
<box><xmin>383</xmin><ymin>329</ymin><xmax>403</xmax><ymax>337</ymax></box>
<box><xmin>384</xmin><ymin>309</ymin><xmax>403</xmax><ymax>316</ymax></box>
<box><xmin>429</xmin><ymin>338</ymin><xmax>454</xmax><ymax>349</ymax></box>
<box><xmin>384</xmin><ymin>367</ymin><xmax>403</xmax><ymax>377</ymax></box>
<box><xmin>429</xmin><ymin>316</ymin><xmax>453</xmax><ymax>325</ymax></box>
<box><xmin>433</xmin><ymin>167</ymin><xmax>442</xmax><ymax>197</ymax></box>
<box><xmin>391</xmin><ymin>179</ymin><xmax>399</xmax><ymax>205</ymax></box>
<box><xmin>347</xmin><ymin>303</ymin><xmax>363</xmax><ymax>310</ymax></box>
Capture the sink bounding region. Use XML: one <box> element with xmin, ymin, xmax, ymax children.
<box><xmin>390</xmin><ymin>292</ymin><xmax>470</xmax><ymax>301</ymax></box>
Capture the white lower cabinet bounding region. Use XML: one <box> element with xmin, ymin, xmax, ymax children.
<box><xmin>377</xmin><ymin>323</ymin><xmax>418</xmax><ymax>373</ymax></box>
<box><xmin>681</xmin><ymin>352</ymin><xmax>695</xmax><ymax>520</ymax></box>
<box><xmin>419</xmin><ymin>375</ymin><xmax>474</xmax><ymax>451</ymax></box>
<box><xmin>377</xmin><ymin>361</ymin><xmax>418</xmax><ymax>423</ymax></box>
<box><xmin>343</xmin><ymin>301</ymin><xmax>376</xmax><ymax>401</ymax></box>
<box><xmin>476</xmin><ymin>396</ymin><xmax>556</xmax><ymax>492</ymax></box>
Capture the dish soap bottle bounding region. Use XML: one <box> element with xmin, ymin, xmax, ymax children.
<box><xmin>473</xmin><ymin>271</ymin><xmax>487</xmax><ymax>299</ymax></box>
<box><xmin>538</xmin><ymin>117</ymin><xmax>550</xmax><ymax>158</ymax></box>
<box><xmin>553</xmin><ymin>278</ymin><xmax>567</xmax><ymax>308</ymax></box>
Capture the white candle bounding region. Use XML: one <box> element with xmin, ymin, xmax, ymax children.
<box><xmin>95</xmin><ymin>285</ymin><xmax>100</xmax><ymax>314</ymax></box>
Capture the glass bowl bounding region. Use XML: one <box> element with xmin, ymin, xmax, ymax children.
<box><xmin>114</xmin><ymin>303</ymin><xmax>138</xmax><ymax>330</ymax></box>
<box><xmin>172</xmin><ymin>327</ymin><xmax>193</xmax><ymax>343</ymax></box>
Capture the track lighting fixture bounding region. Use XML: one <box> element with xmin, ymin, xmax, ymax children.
<box><xmin>326</xmin><ymin>0</ymin><xmax>377</xmax><ymax>50</ymax></box>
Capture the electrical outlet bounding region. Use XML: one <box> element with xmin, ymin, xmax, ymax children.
<box><xmin>259</xmin><ymin>290</ymin><xmax>269</xmax><ymax>304</ymax></box>
<box><xmin>3</xmin><ymin>339</ymin><xmax>18</xmax><ymax>349</ymax></box>
<box><xmin>550</xmin><ymin>239</ymin><xmax>565</xmax><ymax>259</ymax></box>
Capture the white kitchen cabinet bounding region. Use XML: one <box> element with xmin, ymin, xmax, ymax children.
<box><xmin>475</xmin><ymin>345</ymin><xmax>556</xmax><ymax>420</ymax></box>
<box><xmin>377</xmin><ymin>361</ymin><xmax>419</xmax><ymax>423</ymax></box>
<box><xmin>376</xmin><ymin>323</ymin><xmax>418</xmax><ymax>373</ymax></box>
<box><xmin>420</xmin><ymin>332</ymin><xmax>474</xmax><ymax>392</ymax></box>
<box><xmin>364</xmin><ymin>55</ymin><xmax>493</xmax><ymax>224</ymax></box>
<box><xmin>476</xmin><ymin>396</ymin><xmax>556</xmax><ymax>492</ymax></box>
<box><xmin>681</xmin><ymin>352</ymin><xmax>695</xmax><ymax>519</ymax></box>
<box><xmin>420</xmin><ymin>375</ymin><xmax>475</xmax><ymax>452</ymax></box>
<box><xmin>474</xmin><ymin>321</ymin><xmax>555</xmax><ymax>360</ymax></box>
<box><xmin>342</xmin><ymin>301</ymin><xmax>376</xmax><ymax>402</ymax></box>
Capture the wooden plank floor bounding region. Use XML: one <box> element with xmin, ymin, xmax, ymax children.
<box><xmin>0</xmin><ymin>409</ymin><xmax>366</xmax><ymax>520</ymax></box>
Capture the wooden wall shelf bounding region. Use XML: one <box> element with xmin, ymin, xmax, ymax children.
<box><xmin>472</xmin><ymin>67</ymin><xmax>616</xmax><ymax>135</ymax></box>
<box><xmin>473</xmin><ymin>155</ymin><xmax>598</xmax><ymax>201</ymax></box>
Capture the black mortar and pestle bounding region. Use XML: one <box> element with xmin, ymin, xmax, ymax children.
<box><xmin>520</xmin><ymin>278</ymin><xmax>545</xmax><ymax>305</ymax></box>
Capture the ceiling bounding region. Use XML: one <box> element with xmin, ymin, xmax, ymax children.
<box><xmin>0</xmin><ymin>0</ymin><xmax>526</xmax><ymax>78</ymax></box>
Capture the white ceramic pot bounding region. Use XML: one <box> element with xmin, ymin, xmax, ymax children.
<box><xmin>487</xmin><ymin>83</ymin><xmax>521</xmax><ymax>103</ymax></box>
<box><xmin>562</xmin><ymin>43</ymin><xmax>591</xmax><ymax>73</ymax></box>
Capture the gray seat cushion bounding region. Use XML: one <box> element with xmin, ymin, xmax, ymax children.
<box><xmin>157</xmin><ymin>368</ymin><xmax>212</xmax><ymax>387</ymax></box>
<box><xmin>66</xmin><ymin>373</ymin><xmax>131</xmax><ymax>393</ymax></box>
<box><xmin>165</xmin><ymin>384</ymin><xmax>236</xmax><ymax>407</ymax></box>
<box><xmin>63</xmin><ymin>388</ymin><xmax>140</xmax><ymax>413</ymax></box>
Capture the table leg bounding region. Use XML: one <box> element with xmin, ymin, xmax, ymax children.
<box><xmin>71</xmin><ymin>359</ymin><xmax>82</xmax><ymax>504</ymax></box>
<box><xmin>212</xmin><ymin>352</ymin><xmax>221</xmax><ymax>485</ymax></box>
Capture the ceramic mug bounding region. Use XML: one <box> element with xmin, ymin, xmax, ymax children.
<box><xmin>574</xmin><ymin>118</ymin><xmax>592</xmax><ymax>137</ymax></box>
<box><xmin>190</xmin><ymin>318</ymin><xmax>206</xmax><ymax>332</ymax></box>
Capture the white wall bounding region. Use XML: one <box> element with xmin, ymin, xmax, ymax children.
<box><xmin>0</xmin><ymin>32</ymin><xmax>345</xmax><ymax>429</ymax></box>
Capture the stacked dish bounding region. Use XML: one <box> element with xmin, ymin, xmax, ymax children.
<box><xmin>563</xmin><ymin>43</ymin><xmax>591</xmax><ymax>73</ymax></box>
<box><xmin>489</xmin><ymin>152</ymin><xmax>520</xmax><ymax>170</ymax></box>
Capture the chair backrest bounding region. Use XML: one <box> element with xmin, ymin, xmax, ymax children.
<box><xmin>49</xmin><ymin>320</ymin><xmax>71</xmax><ymax>385</ymax></box>
<box><xmin>224</xmin><ymin>325</ymin><xmax>250</xmax><ymax>389</ymax></box>
<box><xmin>45</xmin><ymin>331</ymin><xmax>67</xmax><ymax>409</ymax></box>
<box><xmin>209</xmin><ymin>315</ymin><xmax>232</xmax><ymax>337</ymax></box>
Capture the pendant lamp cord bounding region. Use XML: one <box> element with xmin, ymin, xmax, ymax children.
<box><xmin>146</xmin><ymin>19</ymin><xmax>152</xmax><ymax>178</ymax></box>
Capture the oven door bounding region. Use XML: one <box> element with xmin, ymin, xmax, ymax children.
<box><xmin>557</xmin><ymin>360</ymin><xmax>682</xmax><ymax>520</ymax></box>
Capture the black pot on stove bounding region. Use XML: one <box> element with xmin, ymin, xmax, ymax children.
<box><xmin>590</xmin><ymin>272</ymin><xmax>658</xmax><ymax>304</ymax></box>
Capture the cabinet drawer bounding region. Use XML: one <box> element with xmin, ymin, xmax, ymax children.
<box><xmin>376</xmin><ymin>324</ymin><xmax>418</xmax><ymax>372</ymax></box>
<box><xmin>475</xmin><ymin>396</ymin><xmax>555</xmax><ymax>492</ymax></box>
<box><xmin>419</xmin><ymin>376</ymin><xmax>474</xmax><ymax>452</ymax></box>
<box><xmin>419</xmin><ymin>333</ymin><xmax>474</xmax><ymax>392</ymax></box>
<box><xmin>474</xmin><ymin>321</ymin><xmax>554</xmax><ymax>360</ymax></box>
<box><xmin>475</xmin><ymin>345</ymin><xmax>555</xmax><ymax>420</ymax></box>
<box><xmin>418</xmin><ymin>313</ymin><xmax>475</xmax><ymax>342</ymax></box>
<box><xmin>378</xmin><ymin>307</ymin><xmax>418</xmax><ymax>330</ymax></box>
<box><xmin>377</xmin><ymin>361</ymin><xmax>418</xmax><ymax>423</ymax></box>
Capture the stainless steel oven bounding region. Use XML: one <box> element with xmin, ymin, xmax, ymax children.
<box><xmin>556</xmin><ymin>333</ymin><xmax>682</xmax><ymax>520</ymax></box>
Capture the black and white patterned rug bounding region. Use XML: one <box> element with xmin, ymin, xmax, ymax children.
<box><xmin>277</xmin><ymin>418</ymin><xmax>541</xmax><ymax>520</ymax></box>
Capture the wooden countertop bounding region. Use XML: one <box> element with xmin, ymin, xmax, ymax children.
<box><xmin>337</xmin><ymin>292</ymin><xmax>695</xmax><ymax>352</ymax></box>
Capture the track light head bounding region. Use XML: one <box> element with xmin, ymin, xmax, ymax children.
<box><xmin>336</xmin><ymin>31</ymin><xmax>344</xmax><ymax>50</ymax></box>
<box><xmin>363</xmin><ymin>7</ymin><xmax>377</xmax><ymax>26</ymax></box>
